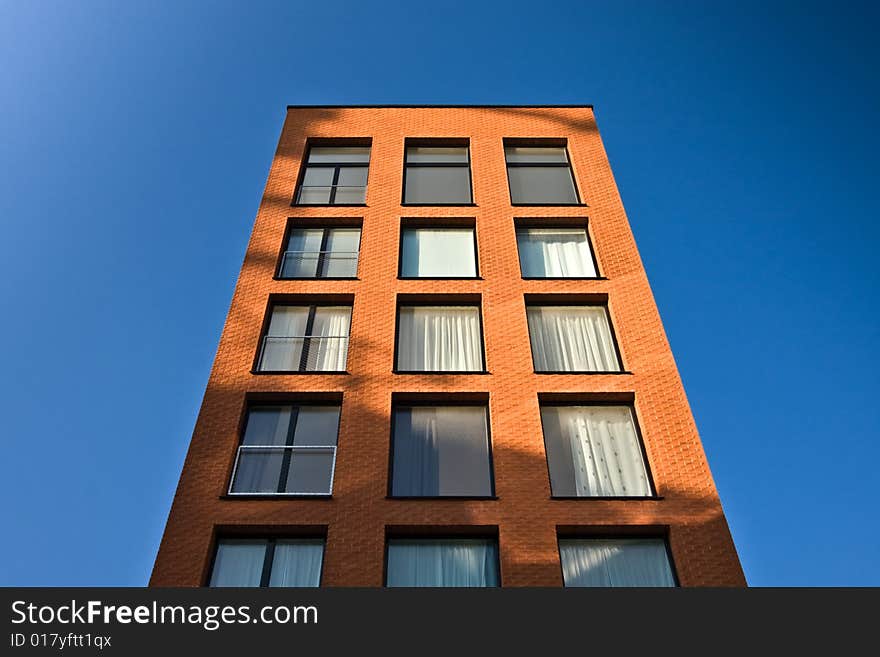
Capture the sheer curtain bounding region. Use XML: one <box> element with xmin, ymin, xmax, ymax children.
<box><xmin>541</xmin><ymin>406</ymin><xmax>650</xmax><ymax>497</ymax></box>
<box><xmin>232</xmin><ymin>407</ymin><xmax>292</xmax><ymax>494</ymax></box>
<box><xmin>261</xmin><ymin>307</ymin><xmax>309</xmax><ymax>371</ymax></box>
<box><xmin>322</xmin><ymin>228</ymin><xmax>360</xmax><ymax>277</ymax></box>
<box><xmin>307</xmin><ymin>307</ymin><xmax>351</xmax><ymax>371</ymax></box>
<box><xmin>392</xmin><ymin>407</ymin><xmax>441</xmax><ymax>496</ymax></box>
<box><xmin>386</xmin><ymin>539</ymin><xmax>499</xmax><ymax>587</ymax></box>
<box><xmin>401</xmin><ymin>229</ymin><xmax>476</xmax><ymax>277</ymax></box>
<box><xmin>209</xmin><ymin>541</ymin><xmax>266</xmax><ymax>587</ymax></box>
<box><xmin>559</xmin><ymin>539</ymin><xmax>676</xmax><ymax>587</ymax></box>
<box><xmin>527</xmin><ymin>306</ymin><xmax>620</xmax><ymax>372</ymax></box>
<box><xmin>517</xmin><ymin>228</ymin><xmax>596</xmax><ymax>278</ymax></box>
<box><xmin>397</xmin><ymin>306</ymin><xmax>483</xmax><ymax>371</ymax></box>
<box><xmin>268</xmin><ymin>540</ymin><xmax>324</xmax><ymax>587</ymax></box>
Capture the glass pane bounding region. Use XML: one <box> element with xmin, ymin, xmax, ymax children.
<box><xmin>282</xmin><ymin>229</ymin><xmax>323</xmax><ymax>278</ymax></box>
<box><xmin>406</xmin><ymin>146</ymin><xmax>468</xmax><ymax>163</ymax></box>
<box><xmin>392</xmin><ymin>406</ymin><xmax>491</xmax><ymax>496</ymax></box>
<box><xmin>504</xmin><ymin>145</ymin><xmax>568</xmax><ymax>163</ymax></box>
<box><xmin>322</xmin><ymin>228</ymin><xmax>360</xmax><ymax>277</ymax></box>
<box><xmin>332</xmin><ymin>167</ymin><xmax>368</xmax><ymax>204</ymax></box>
<box><xmin>516</xmin><ymin>228</ymin><xmax>595</xmax><ymax>277</ymax></box>
<box><xmin>292</xmin><ymin>407</ymin><xmax>340</xmax><ymax>446</ymax></box>
<box><xmin>541</xmin><ymin>406</ymin><xmax>649</xmax><ymax>497</ymax></box>
<box><xmin>527</xmin><ymin>306</ymin><xmax>621</xmax><ymax>372</ymax></box>
<box><xmin>508</xmin><ymin>166</ymin><xmax>578</xmax><ymax>204</ymax></box>
<box><xmin>386</xmin><ymin>539</ymin><xmax>499</xmax><ymax>587</ymax></box>
<box><xmin>559</xmin><ymin>539</ymin><xmax>675</xmax><ymax>587</ymax></box>
<box><xmin>261</xmin><ymin>307</ymin><xmax>308</xmax><ymax>371</ymax></box>
<box><xmin>242</xmin><ymin>407</ymin><xmax>292</xmax><ymax>445</ymax></box>
<box><xmin>401</xmin><ymin>228</ymin><xmax>476</xmax><ymax>277</ymax></box>
<box><xmin>286</xmin><ymin>450</ymin><xmax>335</xmax><ymax>494</ymax></box>
<box><xmin>267</xmin><ymin>306</ymin><xmax>309</xmax><ymax>337</ymax></box>
<box><xmin>404</xmin><ymin>167</ymin><xmax>471</xmax><ymax>204</ymax></box>
<box><xmin>269</xmin><ymin>540</ymin><xmax>324</xmax><ymax>587</ymax></box>
<box><xmin>307</xmin><ymin>146</ymin><xmax>370</xmax><ymax>163</ymax></box>
<box><xmin>231</xmin><ymin>449</ymin><xmax>285</xmax><ymax>493</ymax></box>
<box><xmin>396</xmin><ymin>306</ymin><xmax>483</xmax><ymax>371</ymax></box>
<box><xmin>297</xmin><ymin>167</ymin><xmax>333</xmax><ymax>204</ymax></box>
<box><xmin>210</xmin><ymin>540</ymin><xmax>266</xmax><ymax>587</ymax></box>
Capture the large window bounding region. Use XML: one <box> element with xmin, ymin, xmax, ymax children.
<box><xmin>229</xmin><ymin>405</ymin><xmax>340</xmax><ymax>495</ymax></box>
<box><xmin>541</xmin><ymin>405</ymin><xmax>651</xmax><ymax>497</ymax></box>
<box><xmin>279</xmin><ymin>226</ymin><xmax>361</xmax><ymax>279</ymax></box>
<box><xmin>526</xmin><ymin>305</ymin><xmax>621</xmax><ymax>372</ymax></box>
<box><xmin>391</xmin><ymin>405</ymin><xmax>493</xmax><ymax>497</ymax></box>
<box><xmin>258</xmin><ymin>305</ymin><xmax>351</xmax><ymax>372</ymax></box>
<box><xmin>386</xmin><ymin>538</ymin><xmax>499</xmax><ymax>587</ymax></box>
<box><xmin>396</xmin><ymin>305</ymin><xmax>484</xmax><ymax>372</ymax></box>
<box><xmin>516</xmin><ymin>227</ymin><xmax>597</xmax><ymax>278</ymax></box>
<box><xmin>403</xmin><ymin>144</ymin><xmax>472</xmax><ymax>204</ymax></box>
<box><xmin>505</xmin><ymin>144</ymin><xmax>579</xmax><ymax>204</ymax></box>
<box><xmin>558</xmin><ymin>538</ymin><xmax>676</xmax><ymax>587</ymax></box>
<box><xmin>400</xmin><ymin>227</ymin><xmax>477</xmax><ymax>278</ymax></box>
<box><xmin>209</xmin><ymin>538</ymin><xmax>324</xmax><ymax>587</ymax></box>
<box><xmin>294</xmin><ymin>145</ymin><xmax>370</xmax><ymax>205</ymax></box>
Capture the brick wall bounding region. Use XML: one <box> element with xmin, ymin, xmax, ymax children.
<box><xmin>150</xmin><ymin>106</ymin><xmax>746</xmax><ymax>587</ymax></box>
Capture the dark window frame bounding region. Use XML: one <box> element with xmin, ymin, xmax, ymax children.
<box><xmin>393</xmin><ymin>297</ymin><xmax>488</xmax><ymax>374</ymax></box>
<box><xmin>401</xmin><ymin>139</ymin><xmax>475</xmax><ymax>206</ymax></box>
<box><xmin>538</xmin><ymin>400</ymin><xmax>657</xmax><ymax>500</ymax></box>
<box><xmin>504</xmin><ymin>139</ymin><xmax>584</xmax><ymax>206</ymax></box>
<box><xmin>514</xmin><ymin>218</ymin><xmax>602</xmax><ymax>280</ymax></box>
<box><xmin>292</xmin><ymin>140</ymin><xmax>371</xmax><ymax>207</ymax></box>
<box><xmin>383</xmin><ymin>533</ymin><xmax>502</xmax><ymax>587</ymax></box>
<box><xmin>226</xmin><ymin>401</ymin><xmax>343</xmax><ymax>498</ymax></box>
<box><xmin>397</xmin><ymin>220</ymin><xmax>481</xmax><ymax>280</ymax></box>
<box><xmin>276</xmin><ymin>221</ymin><xmax>362</xmax><ymax>280</ymax></box>
<box><xmin>207</xmin><ymin>536</ymin><xmax>327</xmax><ymax>587</ymax></box>
<box><xmin>254</xmin><ymin>301</ymin><xmax>353</xmax><ymax>374</ymax></box>
<box><xmin>387</xmin><ymin>401</ymin><xmax>497</xmax><ymax>499</ymax></box>
<box><xmin>524</xmin><ymin>298</ymin><xmax>628</xmax><ymax>374</ymax></box>
<box><xmin>555</xmin><ymin>533</ymin><xmax>679</xmax><ymax>588</ymax></box>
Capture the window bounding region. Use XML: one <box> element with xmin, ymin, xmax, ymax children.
<box><xmin>391</xmin><ymin>405</ymin><xmax>493</xmax><ymax>497</ymax></box>
<box><xmin>400</xmin><ymin>227</ymin><xmax>477</xmax><ymax>278</ymax></box>
<box><xmin>386</xmin><ymin>538</ymin><xmax>499</xmax><ymax>587</ymax></box>
<box><xmin>294</xmin><ymin>145</ymin><xmax>370</xmax><ymax>205</ymax></box>
<box><xmin>558</xmin><ymin>538</ymin><xmax>676</xmax><ymax>587</ymax></box>
<box><xmin>279</xmin><ymin>227</ymin><xmax>361</xmax><ymax>278</ymax></box>
<box><xmin>505</xmin><ymin>144</ymin><xmax>579</xmax><ymax>204</ymax></box>
<box><xmin>396</xmin><ymin>305</ymin><xmax>484</xmax><ymax>372</ymax></box>
<box><xmin>229</xmin><ymin>405</ymin><xmax>340</xmax><ymax>495</ymax></box>
<box><xmin>257</xmin><ymin>305</ymin><xmax>351</xmax><ymax>372</ymax></box>
<box><xmin>516</xmin><ymin>227</ymin><xmax>597</xmax><ymax>278</ymax></box>
<box><xmin>209</xmin><ymin>538</ymin><xmax>324</xmax><ymax>587</ymax></box>
<box><xmin>526</xmin><ymin>305</ymin><xmax>621</xmax><ymax>372</ymax></box>
<box><xmin>541</xmin><ymin>405</ymin><xmax>651</xmax><ymax>497</ymax></box>
<box><xmin>403</xmin><ymin>143</ymin><xmax>472</xmax><ymax>204</ymax></box>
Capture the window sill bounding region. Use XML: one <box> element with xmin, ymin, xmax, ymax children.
<box><xmin>522</xmin><ymin>276</ymin><xmax>607</xmax><ymax>281</ymax></box>
<box><xmin>550</xmin><ymin>495</ymin><xmax>663</xmax><ymax>501</ymax></box>
<box><xmin>274</xmin><ymin>276</ymin><xmax>360</xmax><ymax>281</ymax></box>
<box><xmin>398</xmin><ymin>277</ymin><xmax>483</xmax><ymax>281</ymax></box>
<box><xmin>510</xmin><ymin>203</ymin><xmax>588</xmax><ymax>207</ymax></box>
<box><xmin>387</xmin><ymin>496</ymin><xmax>498</xmax><ymax>500</ymax></box>
<box><xmin>401</xmin><ymin>203</ymin><xmax>477</xmax><ymax>207</ymax></box>
<box><xmin>534</xmin><ymin>370</ymin><xmax>632</xmax><ymax>375</ymax></box>
<box><xmin>220</xmin><ymin>494</ymin><xmax>333</xmax><ymax>500</ymax></box>
<box><xmin>290</xmin><ymin>203</ymin><xmax>368</xmax><ymax>208</ymax></box>
<box><xmin>250</xmin><ymin>370</ymin><xmax>350</xmax><ymax>375</ymax></box>
<box><xmin>393</xmin><ymin>370</ymin><xmax>491</xmax><ymax>375</ymax></box>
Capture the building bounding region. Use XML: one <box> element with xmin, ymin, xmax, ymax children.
<box><xmin>150</xmin><ymin>105</ymin><xmax>745</xmax><ymax>587</ymax></box>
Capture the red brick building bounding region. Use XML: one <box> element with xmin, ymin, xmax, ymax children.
<box><xmin>150</xmin><ymin>105</ymin><xmax>745</xmax><ymax>587</ymax></box>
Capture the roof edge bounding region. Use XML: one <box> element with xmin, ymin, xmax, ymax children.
<box><xmin>285</xmin><ymin>104</ymin><xmax>594</xmax><ymax>110</ymax></box>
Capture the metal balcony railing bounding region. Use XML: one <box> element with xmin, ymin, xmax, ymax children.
<box><xmin>278</xmin><ymin>251</ymin><xmax>359</xmax><ymax>278</ymax></box>
<box><xmin>257</xmin><ymin>335</ymin><xmax>350</xmax><ymax>372</ymax></box>
<box><xmin>295</xmin><ymin>185</ymin><xmax>366</xmax><ymax>205</ymax></box>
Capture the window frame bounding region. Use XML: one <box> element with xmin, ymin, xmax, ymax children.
<box><xmin>514</xmin><ymin>218</ymin><xmax>602</xmax><ymax>280</ymax></box>
<box><xmin>387</xmin><ymin>401</ymin><xmax>497</xmax><ymax>499</ymax></box>
<box><xmin>524</xmin><ymin>299</ymin><xmax>628</xmax><ymax>374</ymax></box>
<box><xmin>539</xmin><ymin>401</ymin><xmax>657</xmax><ymax>500</ymax></box>
<box><xmin>397</xmin><ymin>220</ymin><xmax>480</xmax><ymax>280</ymax></box>
<box><xmin>393</xmin><ymin>298</ymin><xmax>488</xmax><ymax>374</ymax></box>
<box><xmin>503</xmin><ymin>139</ymin><xmax>584</xmax><ymax>206</ymax></box>
<box><xmin>226</xmin><ymin>401</ymin><xmax>342</xmax><ymax>498</ymax></box>
<box><xmin>383</xmin><ymin>534</ymin><xmax>502</xmax><ymax>587</ymax></box>
<box><xmin>276</xmin><ymin>221</ymin><xmax>362</xmax><ymax>280</ymax></box>
<box><xmin>555</xmin><ymin>534</ymin><xmax>679</xmax><ymax>588</ymax></box>
<box><xmin>401</xmin><ymin>139</ymin><xmax>475</xmax><ymax>206</ymax></box>
<box><xmin>254</xmin><ymin>300</ymin><xmax>353</xmax><ymax>374</ymax></box>
<box><xmin>292</xmin><ymin>141</ymin><xmax>371</xmax><ymax>207</ymax></box>
<box><xmin>207</xmin><ymin>536</ymin><xmax>326</xmax><ymax>587</ymax></box>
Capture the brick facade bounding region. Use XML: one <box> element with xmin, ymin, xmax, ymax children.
<box><xmin>150</xmin><ymin>106</ymin><xmax>746</xmax><ymax>587</ymax></box>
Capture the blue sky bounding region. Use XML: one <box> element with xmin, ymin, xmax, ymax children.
<box><xmin>1</xmin><ymin>1</ymin><xmax>877</xmax><ymax>586</ymax></box>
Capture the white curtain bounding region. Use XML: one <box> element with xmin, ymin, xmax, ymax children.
<box><xmin>397</xmin><ymin>306</ymin><xmax>482</xmax><ymax>371</ymax></box>
<box><xmin>260</xmin><ymin>306</ymin><xmax>350</xmax><ymax>371</ymax></box>
<box><xmin>401</xmin><ymin>229</ymin><xmax>476</xmax><ymax>277</ymax></box>
<box><xmin>527</xmin><ymin>306</ymin><xmax>620</xmax><ymax>372</ymax></box>
<box><xmin>209</xmin><ymin>541</ymin><xmax>266</xmax><ymax>587</ymax></box>
<box><xmin>322</xmin><ymin>228</ymin><xmax>360</xmax><ymax>277</ymax></box>
<box><xmin>517</xmin><ymin>228</ymin><xmax>595</xmax><ymax>277</ymax></box>
<box><xmin>307</xmin><ymin>307</ymin><xmax>351</xmax><ymax>371</ymax></box>
<box><xmin>559</xmin><ymin>539</ymin><xmax>676</xmax><ymax>587</ymax></box>
<box><xmin>268</xmin><ymin>540</ymin><xmax>324</xmax><ymax>587</ymax></box>
<box><xmin>261</xmin><ymin>307</ymin><xmax>309</xmax><ymax>371</ymax></box>
<box><xmin>386</xmin><ymin>540</ymin><xmax>499</xmax><ymax>587</ymax></box>
<box><xmin>542</xmin><ymin>406</ymin><xmax>650</xmax><ymax>497</ymax></box>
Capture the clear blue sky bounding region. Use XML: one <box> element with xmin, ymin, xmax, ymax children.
<box><xmin>1</xmin><ymin>1</ymin><xmax>877</xmax><ymax>586</ymax></box>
